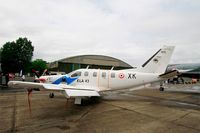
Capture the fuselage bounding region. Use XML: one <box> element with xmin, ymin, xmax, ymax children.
<box><xmin>39</xmin><ymin>69</ymin><xmax>161</xmax><ymax>91</ymax></box>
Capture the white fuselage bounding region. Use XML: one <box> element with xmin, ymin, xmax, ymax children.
<box><xmin>38</xmin><ymin>68</ymin><xmax>161</xmax><ymax>92</ymax></box>
<box><xmin>68</xmin><ymin>69</ymin><xmax>160</xmax><ymax>91</ymax></box>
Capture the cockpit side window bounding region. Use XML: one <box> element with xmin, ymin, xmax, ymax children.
<box><xmin>93</xmin><ymin>72</ymin><xmax>97</xmax><ymax>77</ymax></box>
<box><xmin>102</xmin><ymin>72</ymin><xmax>106</xmax><ymax>78</ymax></box>
<box><xmin>71</xmin><ymin>71</ymin><xmax>81</xmax><ymax>77</ymax></box>
<box><xmin>84</xmin><ymin>71</ymin><xmax>89</xmax><ymax>76</ymax></box>
<box><xmin>111</xmin><ymin>73</ymin><xmax>115</xmax><ymax>78</ymax></box>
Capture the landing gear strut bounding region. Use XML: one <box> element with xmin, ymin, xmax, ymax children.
<box><xmin>159</xmin><ymin>82</ymin><xmax>164</xmax><ymax>91</ymax></box>
<box><xmin>74</xmin><ymin>97</ymin><xmax>82</xmax><ymax>104</ymax></box>
<box><xmin>49</xmin><ymin>93</ymin><xmax>54</xmax><ymax>98</ymax></box>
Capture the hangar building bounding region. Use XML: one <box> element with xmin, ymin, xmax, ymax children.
<box><xmin>47</xmin><ymin>55</ymin><xmax>133</xmax><ymax>73</ymax></box>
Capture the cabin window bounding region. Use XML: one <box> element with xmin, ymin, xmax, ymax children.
<box><xmin>111</xmin><ymin>73</ymin><xmax>115</xmax><ymax>78</ymax></box>
<box><xmin>102</xmin><ymin>72</ymin><xmax>106</xmax><ymax>78</ymax></box>
<box><xmin>93</xmin><ymin>72</ymin><xmax>97</xmax><ymax>77</ymax></box>
<box><xmin>84</xmin><ymin>71</ymin><xmax>89</xmax><ymax>76</ymax></box>
<box><xmin>71</xmin><ymin>71</ymin><xmax>81</xmax><ymax>77</ymax></box>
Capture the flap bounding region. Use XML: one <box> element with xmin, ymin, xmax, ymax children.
<box><xmin>43</xmin><ymin>84</ymin><xmax>64</xmax><ymax>90</ymax></box>
<box><xmin>65</xmin><ymin>89</ymin><xmax>100</xmax><ymax>97</ymax></box>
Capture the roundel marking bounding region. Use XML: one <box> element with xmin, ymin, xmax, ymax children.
<box><xmin>118</xmin><ymin>73</ymin><xmax>125</xmax><ymax>79</ymax></box>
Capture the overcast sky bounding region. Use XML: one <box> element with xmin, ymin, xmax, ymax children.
<box><xmin>0</xmin><ymin>0</ymin><xmax>200</xmax><ymax>66</ymax></box>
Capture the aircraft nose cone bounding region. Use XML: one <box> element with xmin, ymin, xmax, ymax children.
<box><xmin>38</xmin><ymin>78</ymin><xmax>46</xmax><ymax>83</ymax></box>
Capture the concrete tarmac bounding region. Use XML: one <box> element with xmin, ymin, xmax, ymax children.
<box><xmin>0</xmin><ymin>87</ymin><xmax>200</xmax><ymax>133</ymax></box>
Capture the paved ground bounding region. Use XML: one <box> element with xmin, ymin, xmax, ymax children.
<box><xmin>1</xmin><ymin>86</ymin><xmax>200</xmax><ymax>133</ymax></box>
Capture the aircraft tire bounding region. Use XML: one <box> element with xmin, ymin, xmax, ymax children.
<box><xmin>159</xmin><ymin>87</ymin><xmax>164</xmax><ymax>91</ymax></box>
<box><xmin>49</xmin><ymin>93</ymin><xmax>54</xmax><ymax>98</ymax></box>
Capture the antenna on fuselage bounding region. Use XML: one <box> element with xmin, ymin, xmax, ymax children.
<box><xmin>86</xmin><ymin>65</ymin><xmax>89</xmax><ymax>69</ymax></box>
<box><xmin>111</xmin><ymin>66</ymin><xmax>114</xmax><ymax>70</ymax></box>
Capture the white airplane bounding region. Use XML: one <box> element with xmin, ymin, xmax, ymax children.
<box><xmin>8</xmin><ymin>46</ymin><xmax>177</xmax><ymax>104</ymax></box>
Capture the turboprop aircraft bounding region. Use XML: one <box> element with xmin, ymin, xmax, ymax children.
<box><xmin>8</xmin><ymin>46</ymin><xmax>177</xmax><ymax>104</ymax></box>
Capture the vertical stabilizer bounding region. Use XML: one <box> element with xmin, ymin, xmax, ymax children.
<box><xmin>140</xmin><ymin>46</ymin><xmax>175</xmax><ymax>74</ymax></box>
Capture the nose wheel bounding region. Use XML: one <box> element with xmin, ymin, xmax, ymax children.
<box><xmin>49</xmin><ymin>92</ymin><xmax>54</xmax><ymax>98</ymax></box>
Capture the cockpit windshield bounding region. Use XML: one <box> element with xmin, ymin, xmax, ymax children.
<box><xmin>71</xmin><ymin>71</ymin><xmax>81</xmax><ymax>77</ymax></box>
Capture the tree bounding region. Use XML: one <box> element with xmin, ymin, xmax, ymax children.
<box><xmin>1</xmin><ymin>37</ymin><xmax>34</xmax><ymax>74</ymax></box>
<box><xmin>31</xmin><ymin>59</ymin><xmax>48</xmax><ymax>75</ymax></box>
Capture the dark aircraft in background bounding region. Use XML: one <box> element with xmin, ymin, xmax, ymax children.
<box><xmin>166</xmin><ymin>63</ymin><xmax>200</xmax><ymax>83</ymax></box>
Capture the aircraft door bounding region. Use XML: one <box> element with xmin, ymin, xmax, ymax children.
<box><xmin>99</xmin><ymin>70</ymin><xmax>108</xmax><ymax>89</ymax></box>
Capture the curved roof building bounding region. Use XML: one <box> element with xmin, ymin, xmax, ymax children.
<box><xmin>48</xmin><ymin>55</ymin><xmax>133</xmax><ymax>73</ymax></box>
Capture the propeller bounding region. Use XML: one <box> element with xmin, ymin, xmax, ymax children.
<box><xmin>32</xmin><ymin>69</ymin><xmax>40</xmax><ymax>78</ymax></box>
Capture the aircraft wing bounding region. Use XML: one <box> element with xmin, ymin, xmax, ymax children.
<box><xmin>43</xmin><ymin>84</ymin><xmax>100</xmax><ymax>97</ymax></box>
<box><xmin>8</xmin><ymin>81</ymin><xmax>49</xmax><ymax>89</ymax></box>
<box><xmin>8</xmin><ymin>81</ymin><xmax>100</xmax><ymax>97</ymax></box>
<box><xmin>45</xmin><ymin>84</ymin><xmax>100</xmax><ymax>104</ymax></box>
<box><xmin>64</xmin><ymin>89</ymin><xmax>100</xmax><ymax>97</ymax></box>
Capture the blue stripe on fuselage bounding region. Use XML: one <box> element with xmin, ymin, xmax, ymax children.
<box><xmin>52</xmin><ymin>76</ymin><xmax>78</xmax><ymax>85</ymax></box>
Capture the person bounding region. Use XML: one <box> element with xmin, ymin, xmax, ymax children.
<box><xmin>5</xmin><ymin>73</ymin><xmax>9</xmax><ymax>86</ymax></box>
<box><xmin>22</xmin><ymin>75</ymin><xmax>25</xmax><ymax>81</ymax></box>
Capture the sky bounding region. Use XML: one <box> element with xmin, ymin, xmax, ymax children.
<box><xmin>0</xmin><ymin>0</ymin><xmax>200</xmax><ymax>67</ymax></box>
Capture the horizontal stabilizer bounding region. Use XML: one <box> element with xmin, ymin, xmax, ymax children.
<box><xmin>159</xmin><ymin>70</ymin><xmax>179</xmax><ymax>79</ymax></box>
<box><xmin>65</xmin><ymin>89</ymin><xmax>100</xmax><ymax>97</ymax></box>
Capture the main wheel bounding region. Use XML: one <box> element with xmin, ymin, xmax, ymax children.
<box><xmin>49</xmin><ymin>93</ymin><xmax>54</xmax><ymax>98</ymax></box>
<box><xmin>159</xmin><ymin>87</ymin><xmax>164</xmax><ymax>91</ymax></box>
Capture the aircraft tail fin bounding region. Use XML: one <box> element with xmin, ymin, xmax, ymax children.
<box><xmin>139</xmin><ymin>46</ymin><xmax>175</xmax><ymax>74</ymax></box>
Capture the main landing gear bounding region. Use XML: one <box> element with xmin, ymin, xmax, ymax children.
<box><xmin>49</xmin><ymin>92</ymin><xmax>54</xmax><ymax>98</ymax></box>
<box><xmin>74</xmin><ymin>97</ymin><xmax>82</xmax><ymax>104</ymax></box>
<box><xmin>159</xmin><ymin>82</ymin><xmax>165</xmax><ymax>91</ymax></box>
<box><xmin>159</xmin><ymin>86</ymin><xmax>164</xmax><ymax>91</ymax></box>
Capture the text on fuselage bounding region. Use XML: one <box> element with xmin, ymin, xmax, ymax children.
<box><xmin>77</xmin><ymin>79</ymin><xmax>89</xmax><ymax>83</ymax></box>
<box><xmin>128</xmin><ymin>73</ymin><xmax>136</xmax><ymax>79</ymax></box>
